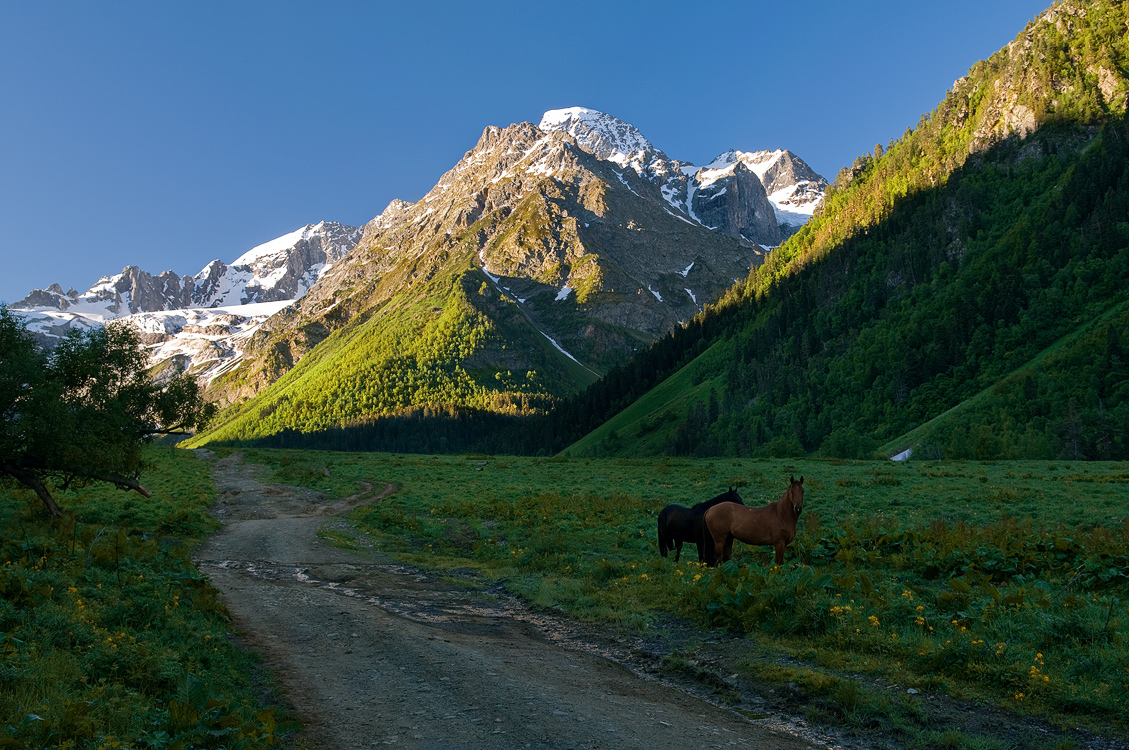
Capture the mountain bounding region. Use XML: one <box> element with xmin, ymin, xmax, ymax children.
<box><xmin>186</xmin><ymin>110</ymin><xmax>826</xmax><ymax>445</ymax></box>
<box><xmin>548</xmin><ymin>0</ymin><xmax>1129</xmax><ymax>462</ymax></box>
<box><xmin>699</xmin><ymin>149</ymin><xmax>828</xmax><ymax>237</ymax></box>
<box><xmin>538</xmin><ymin>107</ymin><xmax>825</xmax><ymax>243</ymax></box>
<box><xmin>11</xmin><ymin>222</ymin><xmax>362</xmax><ymax>390</ymax></box>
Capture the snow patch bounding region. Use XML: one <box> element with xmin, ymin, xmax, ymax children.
<box><xmin>555</xmin><ymin>287</ymin><xmax>573</xmax><ymax>302</ymax></box>
<box><xmin>614</xmin><ymin>171</ymin><xmax>639</xmax><ymax>196</ymax></box>
<box><xmin>542</xmin><ymin>333</ymin><xmax>583</xmax><ymax>366</ymax></box>
<box><xmin>230</xmin><ymin>225</ymin><xmax>308</xmax><ymax>267</ymax></box>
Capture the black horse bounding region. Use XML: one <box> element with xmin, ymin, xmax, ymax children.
<box><xmin>657</xmin><ymin>487</ymin><xmax>744</xmax><ymax>562</ymax></box>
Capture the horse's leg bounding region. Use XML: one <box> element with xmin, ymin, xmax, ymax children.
<box><xmin>700</xmin><ymin>520</ymin><xmax>717</xmax><ymax>566</ymax></box>
<box><xmin>673</xmin><ymin>540</ymin><xmax>682</xmax><ymax>562</ymax></box>
<box><xmin>773</xmin><ymin>542</ymin><xmax>785</xmax><ymax>565</ymax></box>
<box><xmin>658</xmin><ymin>521</ymin><xmax>668</xmax><ymax>558</ymax></box>
<box><xmin>707</xmin><ymin>525</ymin><xmax>724</xmax><ymax>567</ymax></box>
<box><xmin>722</xmin><ymin>534</ymin><xmax>734</xmax><ymax>563</ymax></box>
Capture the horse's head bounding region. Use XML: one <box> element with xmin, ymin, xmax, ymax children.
<box><xmin>786</xmin><ymin>475</ymin><xmax>805</xmax><ymax>517</ymax></box>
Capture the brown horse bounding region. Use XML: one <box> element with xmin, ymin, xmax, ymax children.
<box><xmin>702</xmin><ymin>475</ymin><xmax>804</xmax><ymax>566</ymax></box>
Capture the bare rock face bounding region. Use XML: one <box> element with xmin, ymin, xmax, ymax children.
<box><xmin>691</xmin><ymin>161</ymin><xmax>781</xmax><ymax>245</ymax></box>
<box><xmin>698</xmin><ymin>149</ymin><xmax>828</xmax><ymax>237</ymax></box>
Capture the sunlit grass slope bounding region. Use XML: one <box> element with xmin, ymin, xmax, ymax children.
<box><xmin>187</xmin><ymin>256</ymin><xmax>594</xmax><ymax>447</ymax></box>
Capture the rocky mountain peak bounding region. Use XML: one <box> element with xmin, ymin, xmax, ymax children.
<box><xmin>702</xmin><ymin>148</ymin><xmax>827</xmax><ymax>232</ymax></box>
<box><xmin>370</xmin><ymin>199</ymin><xmax>417</xmax><ymax>233</ymax></box>
<box><xmin>538</xmin><ymin>107</ymin><xmax>661</xmax><ymax>169</ymax></box>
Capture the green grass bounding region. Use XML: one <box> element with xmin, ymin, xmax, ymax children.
<box><xmin>0</xmin><ymin>447</ymin><xmax>293</xmax><ymax>749</ymax></box>
<box><xmin>234</xmin><ymin>448</ymin><xmax>1129</xmax><ymax>744</ymax></box>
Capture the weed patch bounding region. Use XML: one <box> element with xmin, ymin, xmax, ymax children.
<box><xmin>0</xmin><ymin>447</ymin><xmax>293</xmax><ymax>749</ymax></box>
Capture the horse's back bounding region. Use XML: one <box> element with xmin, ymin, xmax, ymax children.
<box><xmin>658</xmin><ymin>503</ymin><xmax>691</xmax><ymax>521</ymax></box>
<box><xmin>703</xmin><ymin>501</ymin><xmax>744</xmax><ymax>533</ymax></box>
<box><xmin>730</xmin><ymin>502</ymin><xmax>786</xmax><ymax>545</ymax></box>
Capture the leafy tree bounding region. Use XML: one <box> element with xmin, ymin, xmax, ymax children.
<box><xmin>0</xmin><ymin>306</ymin><xmax>216</xmax><ymax>517</ymax></box>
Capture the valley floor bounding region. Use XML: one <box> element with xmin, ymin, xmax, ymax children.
<box><xmin>193</xmin><ymin>452</ymin><xmax>832</xmax><ymax>750</ymax></box>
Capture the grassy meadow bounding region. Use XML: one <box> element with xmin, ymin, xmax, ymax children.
<box><xmin>235</xmin><ymin>448</ymin><xmax>1129</xmax><ymax>745</ymax></box>
<box><xmin>5</xmin><ymin>444</ymin><xmax>1125</xmax><ymax>748</ymax></box>
<box><xmin>0</xmin><ymin>447</ymin><xmax>290</xmax><ymax>750</ymax></box>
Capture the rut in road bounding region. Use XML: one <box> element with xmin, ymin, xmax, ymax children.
<box><xmin>192</xmin><ymin>451</ymin><xmax>830</xmax><ymax>750</ymax></box>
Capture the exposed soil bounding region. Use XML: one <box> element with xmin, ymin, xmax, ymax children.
<box><xmin>191</xmin><ymin>452</ymin><xmax>848</xmax><ymax>750</ymax></box>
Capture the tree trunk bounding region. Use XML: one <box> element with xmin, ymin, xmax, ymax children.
<box><xmin>2</xmin><ymin>465</ymin><xmax>63</xmax><ymax>518</ymax></box>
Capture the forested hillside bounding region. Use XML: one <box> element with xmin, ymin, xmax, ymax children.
<box><xmin>558</xmin><ymin>0</ymin><xmax>1129</xmax><ymax>460</ymax></box>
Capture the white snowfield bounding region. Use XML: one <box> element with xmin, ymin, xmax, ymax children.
<box><xmin>13</xmin><ymin>223</ymin><xmax>355</xmax><ymax>386</ymax></box>
<box><xmin>132</xmin><ymin>301</ymin><xmax>294</xmax><ymax>386</ymax></box>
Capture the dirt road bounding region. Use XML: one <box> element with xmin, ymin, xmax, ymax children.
<box><xmin>192</xmin><ymin>452</ymin><xmax>832</xmax><ymax>750</ymax></box>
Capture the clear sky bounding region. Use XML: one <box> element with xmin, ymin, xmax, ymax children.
<box><xmin>1</xmin><ymin>0</ymin><xmax>1051</xmax><ymax>305</ymax></box>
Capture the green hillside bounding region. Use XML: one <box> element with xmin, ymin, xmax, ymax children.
<box><xmin>185</xmin><ymin>252</ymin><xmax>592</xmax><ymax>447</ymax></box>
<box><xmin>878</xmin><ymin>299</ymin><xmax>1129</xmax><ymax>459</ymax></box>
<box><xmin>561</xmin><ymin>339</ymin><xmax>731</xmax><ymax>457</ymax></box>
<box><xmin>558</xmin><ymin>0</ymin><xmax>1129</xmax><ymax>461</ymax></box>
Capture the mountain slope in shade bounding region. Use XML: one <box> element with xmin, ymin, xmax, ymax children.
<box><xmin>551</xmin><ymin>0</ymin><xmax>1129</xmax><ymax>462</ymax></box>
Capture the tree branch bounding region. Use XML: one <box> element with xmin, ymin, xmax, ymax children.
<box><xmin>85</xmin><ymin>472</ymin><xmax>153</xmax><ymax>498</ymax></box>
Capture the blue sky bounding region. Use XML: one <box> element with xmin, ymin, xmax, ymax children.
<box><xmin>1</xmin><ymin>0</ymin><xmax>1050</xmax><ymax>305</ymax></box>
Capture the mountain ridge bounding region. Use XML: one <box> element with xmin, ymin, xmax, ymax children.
<box><xmin>185</xmin><ymin>109</ymin><xmax>827</xmax><ymax>443</ymax></box>
<box><xmin>10</xmin><ymin>221</ymin><xmax>363</xmax><ymax>396</ymax></box>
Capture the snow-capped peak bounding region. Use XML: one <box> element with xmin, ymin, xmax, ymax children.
<box><xmin>539</xmin><ymin>107</ymin><xmax>659</xmax><ymax>170</ymax></box>
<box><xmin>701</xmin><ymin>149</ymin><xmax>829</xmax><ymax>227</ymax></box>
<box><xmin>704</xmin><ymin>149</ymin><xmax>787</xmax><ymax>182</ymax></box>
<box><xmin>230</xmin><ymin>224</ymin><xmax>316</xmax><ymax>267</ymax></box>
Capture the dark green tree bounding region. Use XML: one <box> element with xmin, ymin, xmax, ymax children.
<box><xmin>0</xmin><ymin>306</ymin><xmax>216</xmax><ymax>517</ymax></box>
